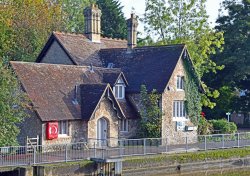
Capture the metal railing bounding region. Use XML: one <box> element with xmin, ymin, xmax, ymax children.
<box><xmin>1</xmin><ymin>132</ymin><xmax>250</xmax><ymax>167</ymax></box>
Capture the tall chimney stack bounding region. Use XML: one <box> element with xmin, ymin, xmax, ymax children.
<box><xmin>83</xmin><ymin>4</ymin><xmax>102</xmax><ymax>43</ymax></box>
<box><xmin>127</xmin><ymin>13</ymin><xmax>138</xmax><ymax>50</ymax></box>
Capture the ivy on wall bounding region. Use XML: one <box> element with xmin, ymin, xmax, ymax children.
<box><xmin>183</xmin><ymin>53</ymin><xmax>202</xmax><ymax>126</ymax></box>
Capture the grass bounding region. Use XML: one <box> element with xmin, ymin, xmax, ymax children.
<box><xmin>124</xmin><ymin>147</ymin><xmax>250</xmax><ymax>165</ymax></box>
<box><xmin>210</xmin><ymin>171</ymin><xmax>250</xmax><ymax>176</ymax></box>
<box><xmin>36</xmin><ymin>160</ymin><xmax>94</xmax><ymax>168</ymax></box>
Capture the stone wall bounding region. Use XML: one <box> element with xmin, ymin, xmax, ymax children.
<box><xmin>88</xmin><ymin>97</ymin><xmax>119</xmax><ymax>147</ymax></box>
<box><xmin>161</xmin><ymin>57</ymin><xmax>197</xmax><ymax>145</ymax></box>
<box><xmin>120</xmin><ymin>119</ymin><xmax>140</xmax><ymax>139</ymax></box>
<box><xmin>41</xmin><ymin>120</ymin><xmax>88</xmax><ymax>146</ymax></box>
<box><xmin>17</xmin><ymin>110</ymin><xmax>43</xmax><ymax>146</ymax></box>
<box><xmin>127</xmin><ymin>58</ymin><xmax>197</xmax><ymax>144</ymax></box>
<box><xmin>40</xmin><ymin>41</ymin><xmax>74</xmax><ymax>65</ymax></box>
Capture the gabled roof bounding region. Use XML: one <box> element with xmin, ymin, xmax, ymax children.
<box><xmin>80</xmin><ymin>84</ymin><xmax>125</xmax><ymax>120</ymax></box>
<box><xmin>100</xmin><ymin>44</ymin><xmax>186</xmax><ymax>93</ymax></box>
<box><xmin>103</xmin><ymin>72</ymin><xmax>128</xmax><ymax>87</ymax></box>
<box><xmin>10</xmin><ymin>62</ymin><xmax>128</xmax><ymax>122</ymax></box>
<box><xmin>36</xmin><ymin>32</ymin><xmax>127</xmax><ymax>66</ymax></box>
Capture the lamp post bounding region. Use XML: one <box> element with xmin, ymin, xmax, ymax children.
<box><xmin>226</xmin><ymin>112</ymin><xmax>231</xmax><ymax>122</ymax></box>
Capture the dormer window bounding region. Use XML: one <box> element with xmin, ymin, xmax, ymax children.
<box><xmin>113</xmin><ymin>78</ymin><xmax>125</xmax><ymax>99</ymax></box>
<box><xmin>177</xmin><ymin>76</ymin><xmax>184</xmax><ymax>90</ymax></box>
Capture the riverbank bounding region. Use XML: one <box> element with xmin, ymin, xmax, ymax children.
<box><xmin>122</xmin><ymin>147</ymin><xmax>250</xmax><ymax>176</ymax></box>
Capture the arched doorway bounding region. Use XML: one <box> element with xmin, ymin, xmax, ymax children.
<box><xmin>97</xmin><ymin>118</ymin><xmax>108</xmax><ymax>146</ymax></box>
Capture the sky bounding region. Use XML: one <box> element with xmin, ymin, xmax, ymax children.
<box><xmin>119</xmin><ymin>0</ymin><xmax>224</xmax><ymax>35</ymax></box>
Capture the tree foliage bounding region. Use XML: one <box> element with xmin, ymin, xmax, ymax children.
<box><xmin>96</xmin><ymin>0</ymin><xmax>127</xmax><ymax>39</ymax></box>
<box><xmin>139</xmin><ymin>85</ymin><xmax>162</xmax><ymax>138</ymax></box>
<box><xmin>0</xmin><ymin>0</ymin><xmax>65</xmax><ymax>62</ymax></box>
<box><xmin>62</xmin><ymin>0</ymin><xmax>91</xmax><ymax>33</ymax></box>
<box><xmin>143</xmin><ymin>0</ymin><xmax>224</xmax><ymax>108</ymax></box>
<box><xmin>205</xmin><ymin>0</ymin><xmax>250</xmax><ymax>119</ymax></box>
<box><xmin>214</xmin><ymin>0</ymin><xmax>250</xmax><ymax>87</ymax></box>
<box><xmin>0</xmin><ymin>61</ymin><xmax>29</xmax><ymax>147</ymax></box>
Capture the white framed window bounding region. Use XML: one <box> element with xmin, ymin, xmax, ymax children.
<box><xmin>113</xmin><ymin>78</ymin><xmax>125</xmax><ymax>99</ymax></box>
<box><xmin>120</xmin><ymin>119</ymin><xmax>128</xmax><ymax>132</ymax></box>
<box><xmin>173</xmin><ymin>101</ymin><xmax>186</xmax><ymax>121</ymax></box>
<box><xmin>58</xmin><ymin>121</ymin><xmax>68</xmax><ymax>137</ymax></box>
<box><xmin>176</xmin><ymin>76</ymin><xmax>184</xmax><ymax>90</ymax></box>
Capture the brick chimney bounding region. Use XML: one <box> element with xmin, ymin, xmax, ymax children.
<box><xmin>83</xmin><ymin>4</ymin><xmax>102</xmax><ymax>43</ymax></box>
<box><xmin>127</xmin><ymin>13</ymin><xmax>138</xmax><ymax>50</ymax></box>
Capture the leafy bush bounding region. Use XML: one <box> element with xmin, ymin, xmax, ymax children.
<box><xmin>198</xmin><ymin>117</ymin><xmax>213</xmax><ymax>135</ymax></box>
<box><xmin>209</xmin><ymin>119</ymin><xmax>237</xmax><ymax>134</ymax></box>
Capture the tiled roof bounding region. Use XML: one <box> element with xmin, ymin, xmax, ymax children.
<box><xmin>36</xmin><ymin>32</ymin><xmax>127</xmax><ymax>66</ymax></box>
<box><xmin>100</xmin><ymin>44</ymin><xmax>186</xmax><ymax>93</ymax></box>
<box><xmin>118</xmin><ymin>99</ymin><xmax>140</xmax><ymax>119</ymax></box>
<box><xmin>80</xmin><ymin>84</ymin><xmax>125</xmax><ymax>120</ymax></box>
<box><xmin>11</xmin><ymin>62</ymin><xmax>127</xmax><ymax>121</ymax></box>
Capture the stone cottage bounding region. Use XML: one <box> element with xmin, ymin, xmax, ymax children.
<box><xmin>12</xmin><ymin>4</ymin><xmax>200</xmax><ymax>146</ymax></box>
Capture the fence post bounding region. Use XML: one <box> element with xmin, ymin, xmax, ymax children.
<box><xmin>185</xmin><ymin>136</ymin><xmax>188</xmax><ymax>152</ymax></box>
<box><xmin>237</xmin><ymin>133</ymin><xmax>240</xmax><ymax>147</ymax></box>
<box><xmin>94</xmin><ymin>142</ymin><xmax>96</xmax><ymax>158</ymax></box>
<box><xmin>165</xmin><ymin>138</ymin><xmax>168</xmax><ymax>153</ymax></box>
<box><xmin>65</xmin><ymin>144</ymin><xmax>68</xmax><ymax>162</ymax></box>
<box><xmin>119</xmin><ymin>140</ymin><xmax>123</xmax><ymax>156</ymax></box>
<box><xmin>33</xmin><ymin>147</ymin><xmax>36</xmax><ymax>165</ymax></box>
<box><xmin>204</xmin><ymin>135</ymin><xmax>207</xmax><ymax>151</ymax></box>
<box><xmin>222</xmin><ymin>134</ymin><xmax>225</xmax><ymax>148</ymax></box>
<box><xmin>143</xmin><ymin>138</ymin><xmax>146</xmax><ymax>155</ymax></box>
<box><xmin>101</xmin><ymin>143</ymin><xmax>104</xmax><ymax>159</ymax></box>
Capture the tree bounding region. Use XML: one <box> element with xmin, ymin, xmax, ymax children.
<box><xmin>139</xmin><ymin>85</ymin><xmax>162</xmax><ymax>138</ymax></box>
<box><xmin>143</xmin><ymin>0</ymin><xmax>224</xmax><ymax>108</ymax></box>
<box><xmin>62</xmin><ymin>0</ymin><xmax>91</xmax><ymax>33</ymax></box>
<box><xmin>96</xmin><ymin>0</ymin><xmax>127</xmax><ymax>39</ymax></box>
<box><xmin>213</xmin><ymin>0</ymin><xmax>250</xmax><ymax>88</ymax></box>
<box><xmin>0</xmin><ymin>61</ymin><xmax>29</xmax><ymax>147</ymax></box>
<box><xmin>0</xmin><ymin>0</ymin><xmax>65</xmax><ymax>62</ymax></box>
<box><xmin>206</xmin><ymin>0</ymin><xmax>250</xmax><ymax>119</ymax></box>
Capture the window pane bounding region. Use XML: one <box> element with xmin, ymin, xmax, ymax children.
<box><xmin>115</xmin><ymin>86</ymin><xmax>118</xmax><ymax>98</ymax></box>
<box><xmin>173</xmin><ymin>102</ymin><xmax>176</xmax><ymax>117</ymax></box>
<box><xmin>59</xmin><ymin>121</ymin><xmax>61</xmax><ymax>134</ymax></box>
<box><xmin>59</xmin><ymin>121</ymin><xmax>68</xmax><ymax>135</ymax></box>
<box><xmin>62</xmin><ymin>121</ymin><xmax>66</xmax><ymax>134</ymax></box>
<box><xmin>125</xmin><ymin>119</ymin><xmax>128</xmax><ymax>131</ymax></box>
<box><xmin>119</xmin><ymin>85</ymin><xmax>122</xmax><ymax>98</ymax></box>
<box><xmin>181</xmin><ymin>77</ymin><xmax>184</xmax><ymax>89</ymax></box>
<box><xmin>180</xmin><ymin>101</ymin><xmax>183</xmax><ymax>117</ymax></box>
<box><xmin>177</xmin><ymin>101</ymin><xmax>179</xmax><ymax>117</ymax></box>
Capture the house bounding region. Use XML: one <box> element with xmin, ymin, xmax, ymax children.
<box><xmin>12</xmin><ymin>4</ymin><xmax>199</xmax><ymax>146</ymax></box>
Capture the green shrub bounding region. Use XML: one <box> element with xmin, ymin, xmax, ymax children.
<box><xmin>198</xmin><ymin>117</ymin><xmax>213</xmax><ymax>135</ymax></box>
<box><xmin>209</xmin><ymin>119</ymin><xmax>237</xmax><ymax>134</ymax></box>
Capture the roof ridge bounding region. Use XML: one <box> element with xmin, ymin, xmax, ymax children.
<box><xmin>81</xmin><ymin>83</ymin><xmax>108</xmax><ymax>86</ymax></box>
<box><xmin>101</xmin><ymin>36</ymin><xmax>127</xmax><ymax>42</ymax></box>
<box><xmin>135</xmin><ymin>43</ymin><xmax>186</xmax><ymax>49</ymax></box>
<box><xmin>53</xmin><ymin>31</ymin><xmax>86</xmax><ymax>37</ymax></box>
<box><xmin>53</xmin><ymin>31</ymin><xmax>127</xmax><ymax>42</ymax></box>
<box><xmin>11</xmin><ymin>61</ymin><xmax>122</xmax><ymax>72</ymax></box>
<box><xmin>100</xmin><ymin>43</ymin><xmax>186</xmax><ymax>52</ymax></box>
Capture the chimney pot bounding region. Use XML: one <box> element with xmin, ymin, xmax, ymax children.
<box><xmin>127</xmin><ymin>13</ymin><xmax>138</xmax><ymax>50</ymax></box>
<box><xmin>84</xmin><ymin>4</ymin><xmax>102</xmax><ymax>43</ymax></box>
